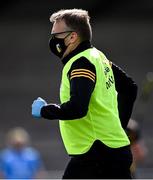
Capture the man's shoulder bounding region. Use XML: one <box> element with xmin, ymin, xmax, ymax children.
<box><xmin>71</xmin><ymin>56</ymin><xmax>95</xmax><ymax>70</ymax></box>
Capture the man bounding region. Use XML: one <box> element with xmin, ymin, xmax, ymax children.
<box><xmin>32</xmin><ymin>9</ymin><xmax>137</xmax><ymax>179</ymax></box>
<box><xmin>0</xmin><ymin>127</ymin><xmax>45</xmax><ymax>179</ymax></box>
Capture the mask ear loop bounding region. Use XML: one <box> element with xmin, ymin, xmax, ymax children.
<box><xmin>64</xmin><ymin>32</ymin><xmax>72</xmax><ymax>47</ymax></box>
<box><xmin>64</xmin><ymin>32</ymin><xmax>72</xmax><ymax>39</ymax></box>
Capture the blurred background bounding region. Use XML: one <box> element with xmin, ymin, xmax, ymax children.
<box><xmin>0</xmin><ymin>0</ymin><xmax>153</xmax><ymax>178</ymax></box>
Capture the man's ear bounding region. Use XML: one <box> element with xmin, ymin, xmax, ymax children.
<box><xmin>69</xmin><ymin>32</ymin><xmax>78</xmax><ymax>43</ymax></box>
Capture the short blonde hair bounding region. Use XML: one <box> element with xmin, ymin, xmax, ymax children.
<box><xmin>6</xmin><ymin>127</ymin><xmax>30</xmax><ymax>146</ymax></box>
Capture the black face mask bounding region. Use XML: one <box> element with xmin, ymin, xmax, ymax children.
<box><xmin>49</xmin><ymin>32</ymin><xmax>72</xmax><ymax>58</ymax></box>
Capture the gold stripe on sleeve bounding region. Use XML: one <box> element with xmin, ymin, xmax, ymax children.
<box><xmin>70</xmin><ymin>74</ymin><xmax>95</xmax><ymax>82</ymax></box>
<box><xmin>71</xmin><ymin>71</ymin><xmax>95</xmax><ymax>80</ymax></box>
<box><xmin>71</xmin><ymin>69</ymin><xmax>95</xmax><ymax>77</ymax></box>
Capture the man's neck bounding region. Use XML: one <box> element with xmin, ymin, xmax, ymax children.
<box><xmin>62</xmin><ymin>39</ymin><xmax>81</xmax><ymax>59</ymax></box>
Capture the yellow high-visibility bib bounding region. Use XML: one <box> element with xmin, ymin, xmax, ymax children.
<box><xmin>59</xmin><ymin>47</ymin><xmax>130</xmax><ymax>155</ymax></box>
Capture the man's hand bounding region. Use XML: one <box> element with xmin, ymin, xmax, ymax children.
<box><xmin>32</xmin><ymin>97</ymin><xmax>47</xmax><ymax>118</ymax></box>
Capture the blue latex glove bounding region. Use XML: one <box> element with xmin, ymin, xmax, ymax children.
<box><xmin>32</xmin><ymin>97</ymin><xmax>47</xmax><ymax>118</ymax></box>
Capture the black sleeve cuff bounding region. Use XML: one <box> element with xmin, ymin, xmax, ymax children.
<box><xmin>41</xmin><ymin>104</ymin><xmax>61</xmax><ymax>120</ymax></box>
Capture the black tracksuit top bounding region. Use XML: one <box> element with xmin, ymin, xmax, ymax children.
<box><xmin>41</xmin><ymin>40</ymin><xmax>138</xmax><ymax>129</ymax></box>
